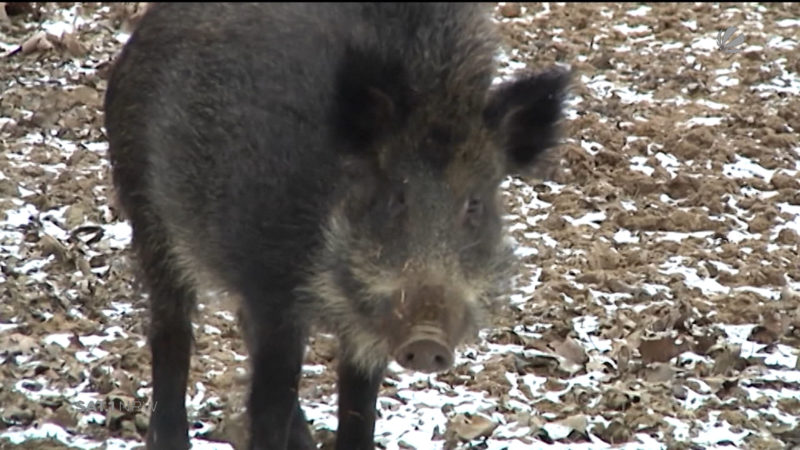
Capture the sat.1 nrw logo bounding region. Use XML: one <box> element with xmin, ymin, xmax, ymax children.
<box><xmin>717</xmin><ymin>26</ymin><xmax>745</xmax><ymax>54</ymax></box>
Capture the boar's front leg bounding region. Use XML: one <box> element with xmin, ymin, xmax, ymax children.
<box><xmin>335</xmin><ymin>355</ymin><xmax>386</xmax><ymax>450</ymax></box>
<box><xmin>289</xmin><ymin>403</ymin><xmax>315</xmax><ymax>449</ymax></box>
<box><xmin>243</xmin><ymin>293</ymin><xmax>309</xmax><ymax>450</ymax></box>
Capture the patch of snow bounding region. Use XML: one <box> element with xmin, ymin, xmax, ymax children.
<box><xmin>685</xmin><ymin>117</ymin><xmax>724</xmax><ymax>127</ymax></box>
<box><xmin>114</xmin><ymin>32</ymin><xmax>132</xmax><ymax>45</ymax></box>
<box><xmin>102</xmin><ymin>221</ymin><xmax>133</xmax><ymax>249</ymax></box>
<box><xmin>660</xmin><ymin>256</ymin><xmax>729</xmax><ymax>296</ymax></box>
<box><xmin>581</xmin><ymin>140</ymin><xmax>603</xmax><ymax>156</ymax></box>
<box><xmin>627</xmin><ymin>5</ymin><xmax>652</xmax><ymax>17</ymax></box>
<box><xmin>43</xmin><ymin>333</ymin><xmax>72</xmax><ymax>348</ymax></box>
<box><xmin>514</xmin><ymin>245</ymin><xmax>538</xmax><ymax>258</ymax></box>
<box><xmin>0</xmin><ymin>423</ymin><xmax>107</xmax><ymax>449</ymax></box>
<box><xmin>630</xmin><ymin>156</ymin><xmax>655</xmax><ymax>176</ymax></box>
<box><xmin>776</xmin><ymin>19</ymin><xmax>800</xmax><ymax>28</ymax></box>
<box><xmin>661</xmin><ymin>42</ymin><xmax>684</xmax><ymax>51</ymax></box>
<box><xmin>2</xmin><ymin>203</ymin><xmax>38</xmax><ymax>227</ymax></box>
<box><xmin>582</xmin><ymin>75</ymin><xmax>654</xmax><ymax>104</ymax></box>
<box><xmin>0</xmin><ymin>323</ymin><xmax>20</xmax><ymax>333</ymax></box>
<box><xmin>563</xmin><ymin>211</ymin><xmax>606</xmax><ymax>229</ymax></box>
<box><xmin>523</xmin><ymin>231</ymin><xmax>559</xmax><ymax>248</ymax></box>
<box><xmin>654</xmin><ymin>152</ymin><xmax>680</xmax><ymax>176</ymax></box>
<box><xmin>715</xmin><ymin>75</ymin><xmax>739</xmax><ymax>87</ymax></box>
<box><xmin>696</xmin><ymin>99</ymin><xmax>728</xmax><ymax>110</ymax></box>
<box><xmin>722</xmin><ymin>156</ymin><xmax>775</xmax><ymax>181</ymax></box>
<box><xmin>613</xmin><ymin>24</ymin><xmax>650</xmax><ymax>35</ymax></box>
<box><xmin>767</xmin><ymin>36</ymin><xmax>797</xmax><ymax>50</ymax></box>
<box><xmin>690</xmin><ymin>36</ymin><xmax>717</xmax><ymax>51</ymax></box>
<box><xmin>613</xmin><ymin>229</ymin><xmax>639</xmax><ymax>244</ymax></box>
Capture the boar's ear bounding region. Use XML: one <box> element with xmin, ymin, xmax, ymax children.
<box><xmin>331</xmin><ymin>46</ymin><xmax>412</xmax><ymax>156</ymax></box>
<box><xmin>483</xmin><ymin>67</ymin><xmax>570</xmax><ymax>177</ymax></box>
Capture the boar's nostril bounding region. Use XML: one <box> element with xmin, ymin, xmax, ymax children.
<box><xmin>394</xmin><ymin>337</ymin><xmax>454</xmax><ymax>373</ymax></box>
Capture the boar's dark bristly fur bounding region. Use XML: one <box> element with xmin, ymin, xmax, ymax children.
<box><xmin>104</xmin><ymin>3</ymin><xmax>570</xmax><ymax>450</ymax></box>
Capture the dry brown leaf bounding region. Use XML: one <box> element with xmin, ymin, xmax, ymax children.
<box><xmin>776</xmin><ymin>228</ymin><xmax>799</xmax><ymax>245</ymax></box>
<box><xmin>603</xmin><ymin>389</ymin><xmax>632</xmax><ymax>410</ymax></box>
<box><xmin>49</xmin><ymin>403</ymin><xmax>79</xmax><ymax>429</ymax></box>
<box><xmin>586</xmin><ymin>357</ymin><xmax>612</xmax><ymax>374</ymax></box>
<box><xmin>671</xmin><ymin>383</ymin><xmax>688</xmax><ymax>400</ymax></box>
<box><xmin>446</xmin><ymin>413</ymin><xmax>498</xmax><ymax>442</ymax></box>
<box><xmin>1</xmin><ymin>406</ymin><xmax>35</xmax><ymax>427</ymax></box>
<box><xmin>644</xmin><ymin>362</ymin><xmax>676</xmax><ymax>383</ymax></box>
<box><xmin>748</xmin><ymin>214</ymin><xmax>772</xmax><ymax>233</ymax></box>
<box><xmin>592</xmin><ymin>419</ymin><xmax>632</xmax><ymax>445</ymax></box>
<box><xmin>489</xmin><ymin>328</ymin><xmax>528</xmax><ymax>347</ymax></box>
<box><xmin>711</xmin><ymin>345</ymin><xmax>745</xmax><ymax>375</ymax></box>
<box><xmin>575</xmin><ymin>271</ymin><xmax>604</xmax><ymax>285</ymax></box>
<box><xmin>638</xmin><ymin>336</ymin><xmax>686</xmax><ymax>363</ymax></box>
<box><xmin>775</xmin><ymin>426</ymin><xmax>800</xmax><ymax>445</ymax></box>
<box><xmin>528</xmin><ymin>414</ymin><xmax>545</xmax><ymax>432</ymax></box>
<box><xmin>555</xmin><ymin>414</ymin><xmax>589</xmax><ymax>435</ymax></box>
<box><xmin>625</xmin><ymin>329</ymin><xmax>643</xmax><ymax>350</ymax></box>
<box><xmin>60</xmin><ymin>32</ymin><xmax>87</xmax><ymax>57</ymax></box>
<box><xmin>606</xmin><ymin>277</ymin><xmax>635</xmax><ymax>294</ymax></box>
<box><xmin>524</xmin><ymin>337</ymin><xmax>554</xmax><ymax>353</ymax></box>
<box><xmin>543</xmin><ymin>378</ymin><xmax>568</xmax><ymax>392</ymax></box>
<box><xmin>121</xmin><ymin>3</ymin><xmax>151</xmax><ymax>33</ymax></box>
<box><xmin>20</xmin><ymin>31</ymin><xmax>53</xmax><ymax>54</ymax></box>
<box><xmin>552</xmin><ymin>337</ymin><xmax>589</xmax><ymax>366</ymax></box>
<box><xmin>0</xmin><ymin>333</ymin><xmax>38</xmax><ymax>355</ymax></box>
<box><xmin>748</xmin><ymin>311</ymin><xmax>789</xmax><ymax>345</ymax></box>
<box><xmin>612</xmin><ymin>342</ymin><xmax>632</xmax><ymax>374</ymax></box>
<box><xmin>652</xmin><ymin>305</ymin><xmax>683</xmax><ymax>332</ymax></box>
<box><xmin>771</xmin><ymin>172</ymin><xmax>800</xmax><ymax>190</ymax></box>
<box><xmin>713</xmin><ymin>378</ymin><xmax>745</xmax><ymax>401</ymax></box>
<box><xmin>587</xmin><ymin>241</ymin><xmax>621</xmax><ymax>270</ymax></box>
<box><xmin>39</xmin><ymin>234</ymin><xmax>68</xmax><ymax>263</ymax></box>
<box><xmin>497</xmin><ymin>3</ymin><xmax>522</xmax><ymax>18</ymax></box>
<box><xmin>692</xmin><ymin>332</ymin><xmax>718</xmax><ymax>355</ymax></box>
<box><xmin>65</xmin><ymin>203</ymin><xmax>87</xmax><ymax>229</ymax></box>
<box><xmin>626</xmin><ymin>407</ymin><xmax>663</xmax><ymax>432</ymax></box>
<box><xmin>513</xmin><ymin>352</ymin><xmax>562</xmax><ymax>377</ymax></box>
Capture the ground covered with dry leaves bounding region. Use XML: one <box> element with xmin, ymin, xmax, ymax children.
<box><xmin>1</xmin><ymin>3</ymin><xmax>799</xmax><ymax>449</ymax></box>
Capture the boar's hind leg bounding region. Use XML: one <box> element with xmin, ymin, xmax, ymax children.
<box><xmin>242</xmin><ymin>295</ymin><xmax>309</xmax><ymax>450</ymax></box>
<box><xmin>335</xmin><ymin>358</ymin><xmax>386</xmax><ymax>450</ymax></box>
<box><xmin>136</xmin><ymin>225</ymin><xmax>195</xmax><ymax>450</ymax></box>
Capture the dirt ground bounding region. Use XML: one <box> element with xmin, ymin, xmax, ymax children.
<box><xmin>1</xmin><ymin>3</ymin><xmax>799</xmax><ymax>450</ymax></box>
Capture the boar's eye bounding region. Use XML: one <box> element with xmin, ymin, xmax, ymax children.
<box><xmin>463</xmin><ymin>196</ymin><xmax>484</xmax><ymax>227</ymax></box>
<box><xmin>387</xmin><ymin>188</ymin><xmax>407</xmax><ymax>218</ymax></box>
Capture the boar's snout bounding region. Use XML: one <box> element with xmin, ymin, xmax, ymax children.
<box><xmin>394</xmin><ymin>325</ymin><xmax>454</xmax><ymax>373</ymax></box>
<box><xmin>385</xmin><ymin>282</ymin><xmax>471</xmax><ymax>373</ymax></box>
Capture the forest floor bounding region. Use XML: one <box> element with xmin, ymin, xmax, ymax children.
<box><xmin>1</xmin><ymin>3</ymin><xmax>799</xmax><ymax>449</ymax></box>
